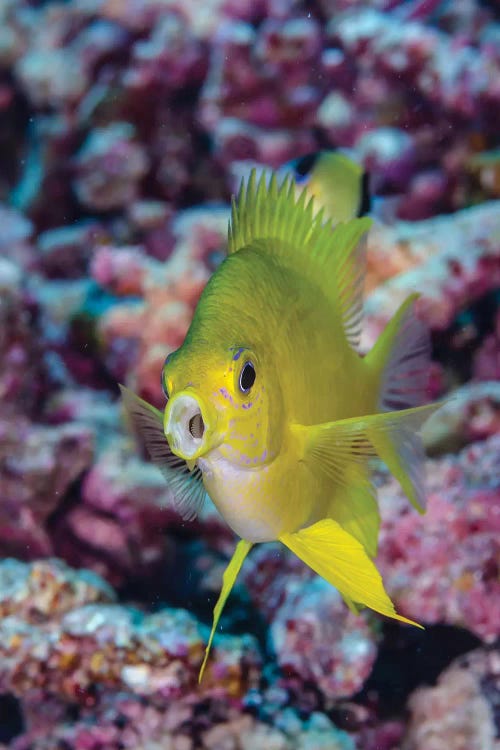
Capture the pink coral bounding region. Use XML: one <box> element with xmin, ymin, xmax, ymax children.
<box><xmin>125</xmin><ymin>12</ymin><xmax>207</xmax><ymax>93</ymax></box>
<box><xmin>0</xmin><ymin>558</ymin><xmax>358</xmax><ymax>750</ymax></box>
<box><xmin>200</xmin><ymin>17</ymin><xmax>323</xmax><ymax>131</ymax></box>
<box><xmin>55</xmin><ymin>441</ymin><xmax>177</xmax><ymax>587</ymax></box>
<box><xmin>271</xmin><ymin>578</ymin><xmax>378</xmax><ymax>700</ymax></box>
<box><xmin>37</xmin><ymin>221</ymin><xmax>105</xmax><ymax>278</ymax></box>
<box><xmin>241</xmin><ymin>546</ymin><xmax>378</xmax><ymax>700</ymax></box>
<box><xmin>96</xmin><ymin>206</ymin><xmax>227</xmax><ymax>403</ymax></box>
<box><xmin>422</xmin><ymin>381</ymin><xmax>500</xmax><ymax>454</ymax></box>
<box><xmin>362</xmin><ymin>201</ymin><xmax>500</xmax><ymax>348</ymax></box>
<box><xmin>0</xmin><ymin>558</ymin><xmax>259</xmax><ymax>704</ymax></box>
<box><xmin>473</xmin><ymin>308</ymin><xmax>500</xmax><ymax>382</ymax></box>
<box><xmin>0</xmin><ymin>558</ymin><xmax>114</xmax><ymax>621</ymax></box>
<box><xmin>91</xmin><ymin>244</ymin><xmax>151</xmax><ymax>296</ymax></box>
<box><xmin>0</xmin><ymin>259</ymin><xmax>46</xmax><ymax>419</ymax></box>
<box><xmin>0</xmin><ymin>0</ymin><xmax>499</xmax><ymax>744</ymax></box>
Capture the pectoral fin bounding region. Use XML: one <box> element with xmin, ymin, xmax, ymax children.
<box><xmin>119</xmin><ymin>385</ymin><xmax>206</xmax><ymax>520</ymax></box>
<box><xmin>199</xmin><ymin>539</ymin><xmax>253</xmax><ymax>683</ymax></box>
<box><xmin>294</xmin><ymin>402</ymin><xmax>440</xmax><ymax>522</ymax></box>
<box><xmin>280</xmin><ymin>519</ymin><xmax>422</xmax><ymax>627</ymax></box>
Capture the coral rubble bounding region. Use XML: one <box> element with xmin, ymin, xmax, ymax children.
<box><xmin>0</xmin><ymin>0</ymin><xmax>499</xmax><ymax>746</ymax></box>
<box><xmin>403</xmin><ymin>648</ymin><xmax>500</xmax><ymax>750</ymax></box>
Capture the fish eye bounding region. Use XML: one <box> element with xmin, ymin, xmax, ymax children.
<box><xmin>239</xmin><ymin>361</ymin><xmax>256</xmax><ymax>394</ymax></box>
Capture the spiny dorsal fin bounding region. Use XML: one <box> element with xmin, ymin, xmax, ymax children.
<box><xmin>228</xmin><ymin>170</ymin><xmax>315</xmax><ymax>255</ymax></box>
<box><xmin>228</xmin><ymin>170</ymin><xmax>372</xmax><ymax>350</ymax></box>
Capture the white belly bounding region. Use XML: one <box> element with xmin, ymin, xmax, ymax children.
<box><xmin>198</xmin><ymin>449</ymin><xmax>313</xmax><ymax>543</ymax></box>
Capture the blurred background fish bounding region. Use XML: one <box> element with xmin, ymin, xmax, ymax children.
<box><xmin>279</xmin><ymin>150</ymin><xmax>371</xmax><ymax>222</ymax></box>
<box><xmin>232</xmin><ymin>149</ymin><xmax>402</xmax><ymax>227</ymax></box>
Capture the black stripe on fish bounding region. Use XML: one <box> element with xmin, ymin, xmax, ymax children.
<box><xmin>359</xmin><ymin>171</ymin><xmax>372</xmax><ymax>217</ymax></box>
<box><xmin>292</xmin><ymin>152</ymin><xmax>320</xmax><ymax>182</ymax></box>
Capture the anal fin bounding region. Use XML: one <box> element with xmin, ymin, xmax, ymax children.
<box><xmin>280</xmin><ymin>519</ymin><xmax>421</xmax><ymax>627</ymax></box>
<box><xmin>328</xmin><ymin>467</ymin><xmax>380</xmax><ymax>558</ymax></box>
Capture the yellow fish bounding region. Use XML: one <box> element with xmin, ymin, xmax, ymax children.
<box><xmin>280</xmin><ymin>150</ymin><xmax>371</xmax><ymax>223</ymax></box>
<box><xmin>121</xmin><ymin>169</ymin><xmax>438</xmax><ymax>682</ymax></box>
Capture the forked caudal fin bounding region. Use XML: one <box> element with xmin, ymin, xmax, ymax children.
<box><xmin>365</xmin><ymin>294</ymin><xmax>435</xmax><ymax>512</ymax></box>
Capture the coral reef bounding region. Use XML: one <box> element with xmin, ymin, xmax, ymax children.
<box><xmin>362</xmin><ymin>201</ymin><xmax>500</xmax><ymax>343</ymax></box>
<box><xmin>378</xmin><ymin>434</ymin><xmax>500</xmax><ymax>643</ymax></box>
<box><xmin>0</xmin><ymin>417</ymin><xmax>94</xmax><ymax>560</ymax></box>
<box><xmin>0</xmin><ymin>559</ymin><xmax>362</xmax><ymax>750</ymax></box>
<box><xmin>402</xmin><ymin>648</ymin><xmax>500</xmax><ymax>750</ymax></box>
<box><xmin>242</xmin><ymin>547</ymin><xmax>378</xmax><ymax>701</ymax></box>
<box><xmin>422</xmin><ymin>381</ymin><xmax>500</xmax><ymax>455</ymax></box>
<box><xmin>270</xmin><ymin>578</ymin><xmax>378</xmax><ymax>701</ymax></box>
<box><xmin>95</xmin><ymin>206</ymin><xmax>228</xmax><ymax>404</ymax></box>
<box><xmin>0</xmin><ymin>0</ymin><xmax>499</xmax><ymax>746</ymax></box>
<box><xmin>0</xmin><ymin>558</ymin><xmax>258</xmax><ymax>701</ymax></box>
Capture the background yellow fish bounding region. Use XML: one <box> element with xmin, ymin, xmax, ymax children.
<box><xmin>280</xmin><ymin>149</ymin><xmax>371</xmax><ymax>222</ymax></box>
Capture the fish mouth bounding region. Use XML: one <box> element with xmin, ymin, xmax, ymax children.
<box><xmin>164</xmin><ymin>390</ymin><xmax>218</xmax><ymax>461</ymax></box>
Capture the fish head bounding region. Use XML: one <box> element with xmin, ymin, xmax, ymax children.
<box><xmin>162</xmin><ymin>336</ymin><xmax>284</xmax><ymax>469</ymax></box>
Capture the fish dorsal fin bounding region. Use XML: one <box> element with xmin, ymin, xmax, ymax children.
<box><xmin>228</xmin><ymin>170</ymin><xmax>371</xmax><ymax>350</ymax></box>
<box><xmin>228</xmin><ymin>170</ymin><xmax>315</xmax><ymax>255</ymax></box>
<box><xmin>323</xmin><ymin>222</ymin><xmax>368</xmax><ymax>350</ymax></box>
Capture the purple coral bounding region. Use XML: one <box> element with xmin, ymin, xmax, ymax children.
<box><xmin>74</xmin><ymin>123</ymin><xmax>149</xmax><ymax>211</ymax></box>
<box><xmin>378</xmin><ymin>434</ymin><xmax>500</xmax><ymax>642</ymax></box>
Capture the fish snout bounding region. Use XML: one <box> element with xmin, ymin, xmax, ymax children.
<box><xmin>164</xmin><ymin>391</ymin><xmax>212</xmax><ymax>460</ymax></box>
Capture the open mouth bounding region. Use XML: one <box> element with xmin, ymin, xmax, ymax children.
<box><xmin>164</xmin><ymin>392</ymin><xmax>208</xmax><ymax>460</ymax></box>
